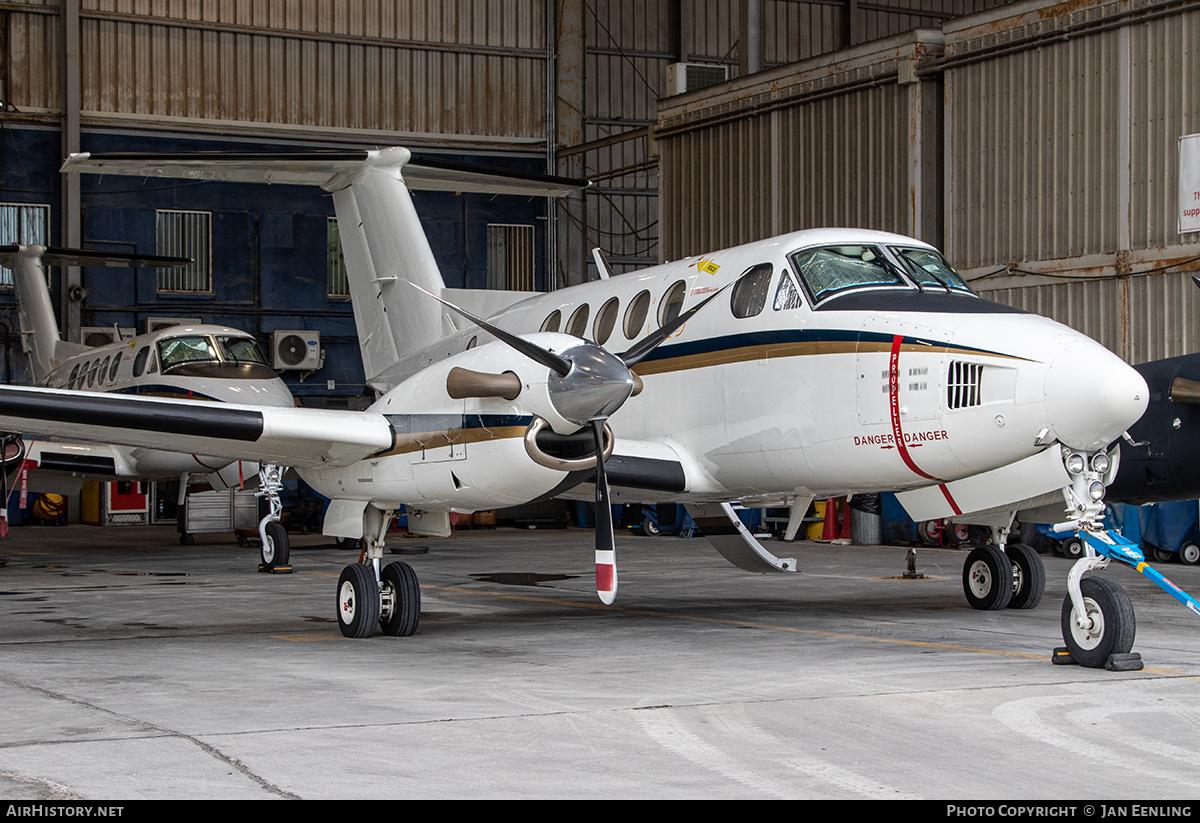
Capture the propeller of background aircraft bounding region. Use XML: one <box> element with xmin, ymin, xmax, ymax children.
<box><xmin>415</xmin><ymin>280</ymin><xmax>734</xmax><ymax>603</ymax></box>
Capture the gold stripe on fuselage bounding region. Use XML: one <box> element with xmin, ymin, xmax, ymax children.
<box><xmin>633</xmin><ymin>339</ymin><xmax>1026</xmax><ymax>378</ymax></box>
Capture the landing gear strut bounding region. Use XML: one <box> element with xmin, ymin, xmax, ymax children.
<box><xmin>1048</xmin><ymin>448</ymin><xmax>1200</xmax><ymax>669</ymax></box>
<box><xmin>335</xmin><ymin>507</ymin><xmax>422</xmax><ymax>639</ymax></box>
<box><xmin>256</xmin><ymin>463</ymin><xmax>290</xmax><ymax>572</ymax></box>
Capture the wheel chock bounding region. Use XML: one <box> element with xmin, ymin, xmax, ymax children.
<box><xmin>1105</xmin><ymin>652</ymin><xmax>1143</xmax><ymax>672</ymax></box>
<box><xmin>257</xmin><ymin>564</ymin><xmax>294</xmax><ymax>574</ymax></box>
<box><xmin>1051</xmin><ymin>647</ymin><xmax>1077</xmax><ymax>665</ymax></box>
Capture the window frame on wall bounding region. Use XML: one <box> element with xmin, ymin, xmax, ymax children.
<box><xmin>155</xmin><ymin>209</ymin><xmax>212</xmax><ymax>294</ymax></box>
<box><xmin>327</xmin><ymin>217</ymin><xmax>350</xmax><ymax>298</ymax></box>
<box><xmin>0</xmin><ymin>202</ymin><xmax>51</xmax><ymax>287</ymax></box>
<box><xmin>486</xmin><ymin>223</ymin><xmax>535</xmax><ymax>291</ymax></box>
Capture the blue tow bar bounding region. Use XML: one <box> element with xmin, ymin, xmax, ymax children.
<box><xmin>1079</xmin><ymin>529</ymin><xmax>1200</xmax><ymax>617</ymax></box>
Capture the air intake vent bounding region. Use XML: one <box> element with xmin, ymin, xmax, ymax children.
<box><xmin>947</xmin><ymin>361</ymin><xmax>982</xmax><ymax>409</ymax></box>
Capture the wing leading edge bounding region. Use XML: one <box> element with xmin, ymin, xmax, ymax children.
<box><xmin>0</xmin><ymin>385</ymin><xmax>393</xmax><ymax>469</ymax></box>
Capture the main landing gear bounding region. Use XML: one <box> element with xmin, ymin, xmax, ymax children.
<box><xmin>961</xmin><ymin>521</ymin><xmax>1046</xmax><ymax>612</ymax></box>
<box><xmin>335</xmin><ymin>507</ymin><xmax>421</xmax><ymax>639</ymax></box>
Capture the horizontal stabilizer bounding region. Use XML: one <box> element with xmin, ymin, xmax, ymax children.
<box><xmin>0</xmin><ymin>244</ymin><xmax>189</xmax><ymax>270</ymax></box>
<box><xmin>62</xmin><ymin>147</ymin><xmax>589</xmax><ymax>197</ymax></box>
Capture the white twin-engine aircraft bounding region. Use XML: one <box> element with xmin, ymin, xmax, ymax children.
<box><xmin>0</xmin><ymin>146</ymin><xmax>1173</xmax><ymax>667</ymax></box>
<box><xmin>0</xmin><ymin>244</ymin><xmax>296</xmax><ymax>564</ymax></box>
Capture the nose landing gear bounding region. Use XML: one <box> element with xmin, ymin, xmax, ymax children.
<box><xmin>1052</xmin><ymin>510</ymin><xmax>1200</xmax><ymax>670</ymax></box>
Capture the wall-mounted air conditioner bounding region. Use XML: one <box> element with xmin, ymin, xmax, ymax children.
<box><xmin>665</xmin><ymin>62</ymin><xmax>729</xmax><ymax>95</ymax></box>
<box><xmin>81</xmin><ymin>326</ymin><xmax>135</xmax><ymax>347</ymax></box>
<box><xmin>272</xmin><ymin>330</ymin><xmax>321</xmax><ymax>371</ymax></box>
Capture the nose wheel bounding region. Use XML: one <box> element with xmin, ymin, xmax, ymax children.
<box><xmin>1059</xmin><ymin>576</ymin><xmax>1136</xmax><ymax>668</ymax></box>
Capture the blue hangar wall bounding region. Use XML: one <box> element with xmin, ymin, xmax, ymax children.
<box><xmin>0</xmin><ymin>127</ymin><xmax>554</xmax><ymax>406</ymax></box>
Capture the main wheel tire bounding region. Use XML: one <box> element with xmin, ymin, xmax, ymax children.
<box><xmin>336</xmin><ymin>563</ymin><xmax>380</xmax><ymax>638</ymax></box>
<box><xmin>1060</xmin><ymin>576</ymin><xmax>1136</xmax><ymax>668</ymax></box>
<box><xmin>261</xmin><ymin>521</ymin><xmax>290</xmax><ymax>569</ymax></box>
<box><xmin>962</xmin><ymin>544</ymin><xmax>1013</xmax><ymax>610</ymax></box>
<box><xmin>1061</xmin><ymin>536</ymin><xmax>1085</xmax><ymax>560</ymax></box>
<box><xmin>1006</xmin><ymin>543</ymin><xmax>1045</xmax><ymax>610</ymax></box>
<box><xmin>379</xmin><ymin>561</ymin><xmax>421</xmax><ymax>637</ymax></box>
<box><xmin>1179</xmin><ymin>542</ymin><xmax>1200</xmax><ymax>566</ymax></box>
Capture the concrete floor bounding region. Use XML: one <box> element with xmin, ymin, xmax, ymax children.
<box><xmin>1</xmin><ymin>521</ymin><xmax>1199</xmax><ymax>800</ymax></box>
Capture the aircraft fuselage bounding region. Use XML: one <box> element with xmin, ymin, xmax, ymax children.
<box><xmin>301</xmin><ymin>229</ymin><xmax>1146</xmax><ymax>514</ymax></box>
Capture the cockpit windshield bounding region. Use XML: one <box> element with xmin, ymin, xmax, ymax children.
<box><xmin>217</xmin><ymin>335</ymin><xmax>270</xmax><ymax>365</ymax></box>
<box><xmin>788</xmin><ymin>245</ymin><xmax>905</xmax><ymax>304</ymax></box>
<box><xmin>893</xmin><ymin>247</ymin><xmax>973</xmax><ymax>293</ymax></box>
<box><xmin>157</xmin><ymin>334</ymin><xmax>274</xmax><ymax>378</ymax></box>
<box><xmin>158</xmin><ymin>336</ymin><xmax>219</xmax><ymax>370</ymax></box>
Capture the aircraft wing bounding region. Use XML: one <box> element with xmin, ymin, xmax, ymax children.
<box><xmin>0</xmin><ymin>386</ymin><xmax>393</xmax><ymax>469</ymax></box>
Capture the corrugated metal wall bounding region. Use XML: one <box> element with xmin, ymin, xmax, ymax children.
<box><xmin>652</xmin><ymin>0</ymin><xmax>1200</xmax><ymax>364</ymax></box>
<box><xmin>656</xmin><ymin>29</ymin><xmax>940</xmax><ymax>260</ymax></box>
<box><xmin>947</xmin><ymin>0</ymin><xmax>1200</xmax><ymax>362</ymax></box>
<box><xmin>5</xmin><ymin>0</ymin><xmax>549</xmax><ymax>145</ymax></box>
<box><xmin>558</xmin><ymin>0</ymin><xmax>1006</xmax><ymax>284</ymax></box>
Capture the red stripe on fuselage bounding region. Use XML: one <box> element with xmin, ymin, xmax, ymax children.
<box><xmin>888</xmin><ymin>335</ymin><xmax>943</xmax><ymax>483</ymax></box>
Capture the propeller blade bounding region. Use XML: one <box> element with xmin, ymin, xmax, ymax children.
<box><xmin>591</xmin><ymin>418</ymin><xmax>617</xmax><ymax>605</ymax></box>
<box><xmin>618</xmin><ymin>281</ymin><xmax>733</xmax><ymax>367</ymax></box>
<box><xmin>411</xmin><ymin>284</ymin><xmax>572</xmax><ymax>377</ymax></box>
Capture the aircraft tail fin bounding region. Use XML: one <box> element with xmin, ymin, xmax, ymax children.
<box><xmin>61</xmin><ymin>148</ymin><xmax>588</xmax><ymax>391</ymax></box>
<box><xmin>0</xmin><ymin>244</ymin><xmax>190</xmax><ymax>383</ymax></box>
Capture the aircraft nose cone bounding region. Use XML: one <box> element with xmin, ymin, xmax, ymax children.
<box><xmin>1044</xmin><ymin>339</ymin><xmax>1148</xmax><ymax>451</ymax></box>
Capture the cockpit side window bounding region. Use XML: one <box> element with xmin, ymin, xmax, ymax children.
<box><xmin>773</xmin><ymin>270</ymin><xmax>805</xmax><ymax>311</ymax></box>
<box><xmin>893</xmin><ymin>247</ymin><xmax>974</xmax><ymax>294</ymax></box>
<box><xmin>133</xmin><ymin>346</ymin><xmax>150</xmax><ymax>378</ymax></box>
<box><xmin>788</xmin><ymin>245</ymin><xmax>905</xmax><ymax>305</ymax></box>
<box><xmin>730</xmin><ymin>264</ymin><xmax>774</xmax><ymax>319</ymax></box>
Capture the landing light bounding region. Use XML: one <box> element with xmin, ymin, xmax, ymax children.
<box><xmin>1065</xmin><ymin>452</ymin><xmax>1086</xmax><ymax>475</ymax></box>
<box><xmin>1088</xmin><ymin>480</ymin><xmax>1106</xmax><ymax>502</ymax></box>
<box><xmin>1090</xmin><ymin>452</ymin><xmax>1111</xmax><ymax>474</ymax></box>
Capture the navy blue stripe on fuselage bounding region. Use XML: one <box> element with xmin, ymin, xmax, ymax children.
<box><xmin>632</xmin><ymin>328</ymin><xmax>1029</xmax><ymax>375</ymax></box>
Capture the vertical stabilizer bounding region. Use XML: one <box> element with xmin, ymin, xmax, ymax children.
<box><xmin>5</xmin><ymin>245</ymin><xmax>64</xmax><ymax>382</ymax></box>
<box><xmin>326</xmin><ymin>150</ymin><xmax>447</xmax><ymax>386</ymax></box>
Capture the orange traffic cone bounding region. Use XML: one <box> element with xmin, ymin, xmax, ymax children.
<box><xmin>820</xmin><ymin>498</ymin><xmax>840</xmax><ymax>541</ymax></box>
<box><xmin>836</xmin><ymin>496</ymin><xmax>852</xmax><ymax>544</ymax></box>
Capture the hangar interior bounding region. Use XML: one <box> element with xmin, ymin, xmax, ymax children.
<box><xmin>0</xmin><ymin>0</ymin><xmax>1196</xmax><ymax>442</ymax></box>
